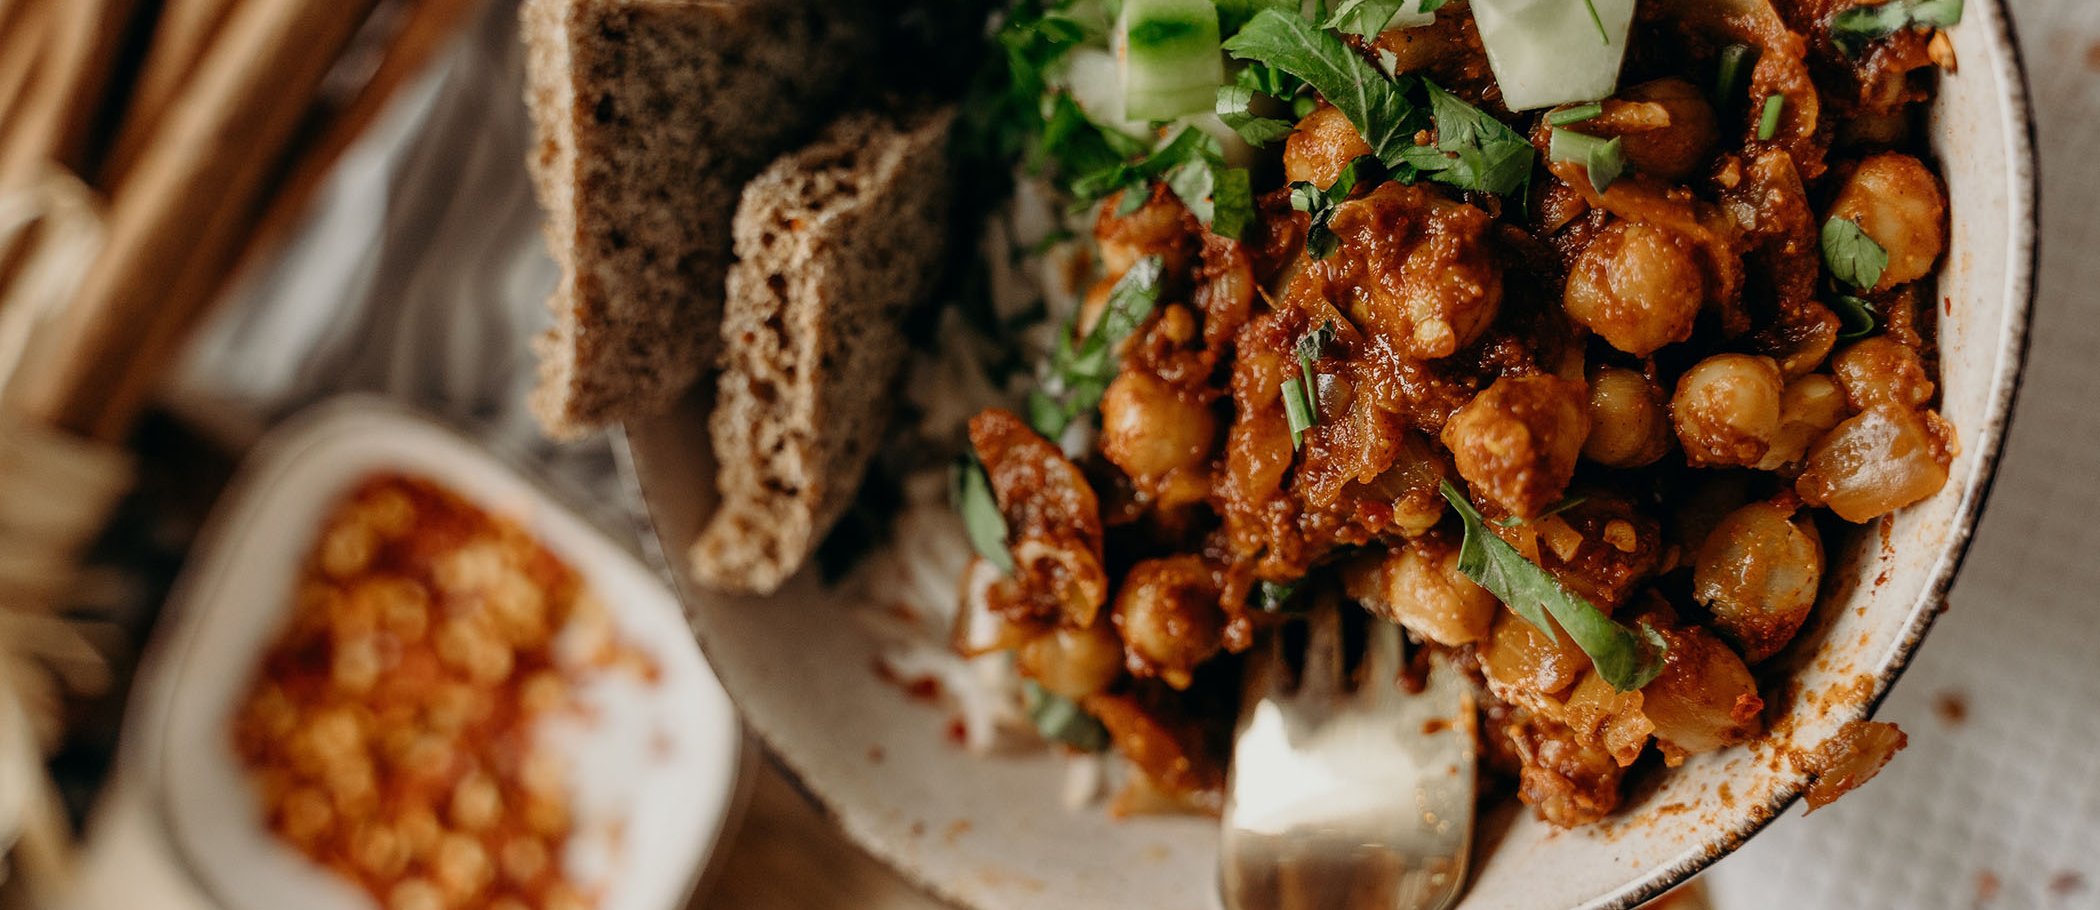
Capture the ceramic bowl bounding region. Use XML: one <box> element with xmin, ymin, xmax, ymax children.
<box><xmin>623</xmin><ymin>5</ymin><xmax>2038</xmax><ymax>906</ymax></box>
<box><xmin>125</xmin><ymin>399</ymin><xmax>743</xmax><ymax>910</ymax></box>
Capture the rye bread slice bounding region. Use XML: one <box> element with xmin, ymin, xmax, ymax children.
<box><xmin>690</xmin><ymin>107</ymin><xmax>956</xmax><ymax>594</ymax></box>
<box><xmin>520</xmin><ymin>0</ymin><xmax>861</xmax><ymax>439</ymax></box>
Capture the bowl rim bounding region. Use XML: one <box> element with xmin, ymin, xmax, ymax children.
<box><xmin>618</xmin><ymin>2</ymin><xmax>2042</xmax><ymax>903</ymax></box>
<box><xmin>125</xmin><ymin>396</ymin><xmax>746</xmax><ymax>910</ymax></box>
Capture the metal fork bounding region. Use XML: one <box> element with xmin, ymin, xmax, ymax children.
<box><xmin>1221</xmin><ymin>597</ymin><xmax>1477</xmax><ymax>910</ymax></box>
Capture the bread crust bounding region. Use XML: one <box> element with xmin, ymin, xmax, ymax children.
<box><xmin>690</xmin><ymin>106</ymin><xmax>956</xmax><ymax>594</ymax></box>
<box><xmin>520</xmin><ymin>0</ymin><xmax>862</xmax><ymax>438</ymax></box>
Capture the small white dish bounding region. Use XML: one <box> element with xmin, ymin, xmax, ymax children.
<box><xmin>119</xmin><ymin>397</ymin><xmax>742</xmax><ymax>910</ymax></box>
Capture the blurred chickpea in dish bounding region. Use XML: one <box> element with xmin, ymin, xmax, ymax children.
<box><xmin>1671</xmin><ymin>354</ymin><xmax>1785</xmax><ymax>468</ymax></box>
<box><xmin>1112</xmin><ymin>555</ymin><xmax>1226</xmax><ymax>690</ymax></box>
<box><xmin>1825</xmin><ymin>152</ymin><xmax>1947</xmax><ymax>292</ymax></box>
<box><xmin>233</xmin><ymin>474</ymin><xmax>656</xmax><ymax>910</ymax></box>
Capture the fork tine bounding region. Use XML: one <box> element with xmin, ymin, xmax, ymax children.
<box><xmin>1299</xmin><ymin>597</ymin><xmax>1344</xmax><ymax>696</ymax></box>
<box><xmin>1359</xmin><ymin>618</ymin><xmax>1403</xmax><ymax>699</ymax></box>
<box><xmin>1242</xmin><ymin>620</ymin><xmax>1288</xmax><ymax>702</ymax></box>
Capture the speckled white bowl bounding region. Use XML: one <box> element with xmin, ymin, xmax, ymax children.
<box><xmin>623</xmin><ymin>5</ymin><xmax>2038</xmax><ymax>906</ymax></box>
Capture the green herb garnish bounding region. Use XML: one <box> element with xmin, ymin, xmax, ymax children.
<box><xmin>1832</xmin><ymin>0</ymin><xmax>1963</xmax><ymax>58</ymax></box>
<box><xmin>1398</xmin><ymin>80</ymin><xmax>1535</xmax><ymax>197</ymax></box>
<box><xmin>1821</xmin><ymin>217</ymin><xmax>1889</xmax><ymax>290</ymax></box>
<box><xmin>1073</xmin><ymin>126</ymin><xmax>1255</xmax><ymax>238</ymax></box>
<box><xmin>1756</xmin><ymin>94</ymin><xmax>1786</xmax><ymax>140</ymax></box>
<box><xmin>1216</xmin><ymin>84</ymin><xmax>1298</xmax><ymax>146</ymax></box>
<box><xmin>1223</xmin><ymin>9</ymin><xmax>1427</xmax><ymax>169</ymax></box>
<box><xmin>1834</xmin><ymin>294</ymin><xmax>1881</xmax><ymax>340</ymax></box>
<box><xmin>1288</xmin><ymin>154</ymin><xmax>1380</xmax><ymax>260</ymax></box>
<box><xmin>1023</xmin><ymin>680</ymin><xmax>1111</xmax><ymax>751</ymax></box>
<box><xmin>1281</xmin><ymin>377</ymin><xmax>1316</xmax><ymax>447</ymax></box>
<box><xmin>1282</xmin><ymin>319</ymin><xmax>1339</xmax><ymax>448</ymax></box>
<box><xmin>957</xmin><ymin>459</ymin><xmax>1015</xmax><ymax>573</ymax></box>
<box><xmin>1548</xmin><ymin>127</ymin><xmax>1628</xmax><ymax>193</ymax></box>
<box><xmin>1031</xmin><ymin>256</ymin><xmax>1166</xmax><ymax>438</ymax></box>
<box><xmin>1712</xmin><ymin>44</ymin><xmax>1759</xmax><ymax>113</ymax></box>
<box><xmin>1256</xmin><ymin>579</ymin><xmax>1308</xmax><ymax>613</ymax></box>
<box><xmin>1323</xmin><ymin>0</ymin><xmax>1447</xmax><ymax>39</ymax></box>
<box><xmin>1440</xmin><ymin>481</ymin><xmax>1666</xmax><ymax>692</ymax></box>
<box><xmin>1581</xmin><ymin>0</ymin><xmax>1609</xmax><ymax>43</ymax></box>
<box><xmin>1547</xmin><ymin>102</ymin><xmax>1604</xmax><ymax>126</ymax></box>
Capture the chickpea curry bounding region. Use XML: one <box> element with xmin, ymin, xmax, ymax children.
<box><xmin>950</xmin><ymin>0</ymin><xmax>1958</xmax><ymax>826</ymax></box>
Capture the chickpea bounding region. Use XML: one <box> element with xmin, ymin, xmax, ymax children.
<box><xmin>1096</xmin><ymin>187</ymin><xmax>1194</xmax><ymax>279</ymax></box>
<box><xmin>1693</xmin><ymin>502</ymin><xmax>1823</xmax><ymax>662</ymax></box>
<box><xmin>1826</xmin><ymin>153</ymin><xmax>1946</xmax><ymax>291</ymax></box>
<box><xmin>1796</xmin><ymin>405</ymin><xmax>1955</xmax><ymax>522</ymax></box>
<box><xmin>1582</xmin><ymin>366</ymin><xmax>1672</xmax><ymax>467</ymax></box>
<box><xmin>1111</xmin><ymin>556</ymin><xmax>1225</xmax><ymax>690</ymax></box>
<box><xmin>1641</xmin><ymin>623</ymin><xmax>1764</xmax><ymax>765</ymax></box>
<box><xmin>1441</xmin><ymin>375</ymin><xmax>1591</xmax><ymax>518</ymax></box>
<box><xmin>387</xmin><ymin>878</ymin><xmax>445</xmax><ymax>910</ymax></box>
<box><xmin>1565</xmin><ymin>221</ymin><xmax>1706</xmax><ymax>356</ymax></box>
<box><xmin>352</xmin><ymin>823</ymin><xmax>409</xmax><ymax>879</ymax></box>
<box><xmin>1609</xmin><ymin>78</ymin><xmax>1720</xmax><ymax>182</ymax></box>
<box><xmin>320</xmin><ymin>522</ymin><xmax>377</xmax><ymax>579</ymax></box>
<box><xmin>1756</xmin><ymin>374</ymin><xmax>1848</xmax><ymax>472</ymax></box>
<box><xmin>1016</xmin><ymin>622</ymin><xmax>1125</xmax><ymax>700</ymax></box>
<box><xmin>1099</xmin><ymin>370</ymin><xmax>1216</xmax><ymax>484</ymax></box>
<box><xmin>434</xmin><ymin>832</ymin><xmax>493</xmax><ymax>899</ymax></box>
<box><xmin>450</xmin><ymin>770</ymin><xmax>503</xmax><ymax>832</ymax></box>
<box><xmin>501</xmin><ymin>836</ymin><xmax>551</xmax><ymax>886</ymax></box>
<box><xmin>1480</xmin><ymin>612</ymin><xmax>1588</xmax><ymax>702</ymax></box>
<box><xmin>1345</xmin><ymin>539</ymin><xmax>1497</xmax><ymax>647</ymax></box>
<box><xmin>1563</xmin><ymin>670</ymin><xmax>1656</xmax><ymax>766</ymax></box>
<box><xmin>1283</xmin><ymin>105</ymin><xmax>1372</xmax><ymax>188</ymax></box>
<box><xmin>1671</xmin><ymin>354</ymin><xmax>1785</xmax><ymax>468</ymax></box>
<box><xmin>1833</xmin><ymin>336</ymin><xmax>1934</xmax><ymax>412</ymax></box>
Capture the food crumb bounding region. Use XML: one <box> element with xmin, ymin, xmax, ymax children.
<box><xmin>1975</xmin><ymin>870</ymin><xmax>2001</xmax><ymax>907</ymax></box>
<box><xmin>2086</xmin><ymin>39</ymin><xmax>2100</xmax><ymax>72</ymax></box>
<box><xmin>1798</xmin><ymin>720</ymin><xmax>1908</xmax><ymax>812</ymax></box>
<box><xmin>2051</xmin><ymin>871</ymin><xmax>2087</xmax><ymax>896</ymax></box>
<box><xmin>1934</xmin><ymin>691</ymin><xmax>1969</xmax><ymax>727</ymax></box>
<box><xmin>942</xmin><ymin>819</ymin><xmax>973</xmax><ymax>845</ymax></box>
<box><xmin>866</xmin><ymin>745</ymin><xmax>886</xmax><ymax>764</ymax></box>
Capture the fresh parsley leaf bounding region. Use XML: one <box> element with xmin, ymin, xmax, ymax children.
<box><xmin>1213</xmin><ymin>0</ymin><xmax>1298</xmax><ymax>35</ymax></box>
<box><xmin>1547</xmin><ymin>102</ymin><xmax>1604</xmax><ymax>126</ymax></box>
<box><xmin>957</xmin><ymin>459</ymin><xmax>1015</xmax><ymax>573</ymax></box>
<box><xmin>1290</xmin><ymin>155</ymin><xmax>1380</xmax><ymax>260</ymax></box>
<box><xmin>1323</xmin><ymin>0</ymin><xmax>1409</xmax><ymax>39</ymax></box>
<box><xmin>1022</xmin><ymin>680</ymin><xmax>1110</xmax><ymax>751</ymax></box>
<box><xmin>1834</xmin><ymin>294</ymin><xmax>1882</xmax><ymax>340</ymax></box>
<box><xmin>1212</xmin><ymin>165</ymin><xmax>1256</xmax><ymax>239</ymax></box>
<box><xmin>1821</xmin><ymin>217</ymin><xmax>1890</xmax><ymax>290</ymax></box>
<box><xmin>1757</xmin><ymin>94</ymin><xmax>1786</xmax><ymax>140</ymax></box>
<box><xmin>1034</xmin><ymin>256</ymin><xmax>1167</xmax><ymax>437</ymax></box>
<box><xmin>1217</xmin><ymin>84</ymin><xmax>1298</xmax><ymax>145</ymax></box>
<box><xmin>1548</xmin><ymin>127</ymin><xmax>1628</xmax><ymax>193</ymax></box>
<box><xmin>1399</xmin><ymin>80</ymin><xmax>1535</xmax><ymax>197</ymax></box>
<box><xmin>1439</xmin><ymin>481</ymin><xmax>1667</xmax><ymax>692</ymax></box>
<box><xmin>1256</xmin><ymin>579</ymin><xmax>1307</xmax><ymax>613</ymax></box>
<box><xmin>1223</xmin><ymin>9</ymin><xmax>1427</xmax><ymax>169</ymax></box>
<box><xmin>1070</xmin><ymin>125</ymin><xmax>1211</xmax><ymax>208</ymax></box>
<box><xmin>1832</xmin><ymin>0</ymin><xmax>1963</xmax><ymax>57</ymax></box>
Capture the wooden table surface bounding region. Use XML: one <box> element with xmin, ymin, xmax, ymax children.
<box><xmin>700</xmin><ymin>761</ymin><xmax>948</xmax><ymax>910</ymax></box>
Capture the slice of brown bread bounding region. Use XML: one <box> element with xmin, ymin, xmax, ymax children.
<box><xmin>520</xmin><ymin>0</ymin><xmax>863</xmax><ymax>439</ymax></box>
<box><xmin>690</xmin><ymin>106</ymin><xmax>956</xmax><ymax>594</ymax></box>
